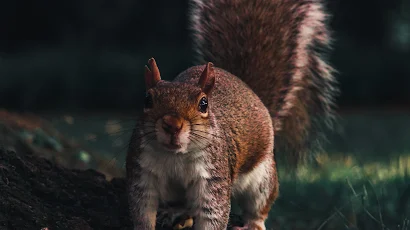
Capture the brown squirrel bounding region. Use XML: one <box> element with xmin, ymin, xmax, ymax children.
<box><xmin>126</xmin><ymin>0</ymin><xmax>337</xmax><ymax>229</ymax></box>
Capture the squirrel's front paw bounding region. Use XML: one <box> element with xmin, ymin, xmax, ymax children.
<box><xmin>172</xmin><ymin>215</ymin><xmax>194</xmax><ymax>230</ymax></box>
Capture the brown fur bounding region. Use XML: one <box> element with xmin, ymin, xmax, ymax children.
<box><xmin>191</xmin><ymin>0</ymin><xmax>338</xmax><ymax>165</ymax></box>
<box><xmin>174</xmin><ymin>66</ymin><xmax>274</xmax><ymax>178</ymax></box>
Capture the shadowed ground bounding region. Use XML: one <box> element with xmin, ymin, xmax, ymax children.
<box><xmin>0</xmin><ymin>148</ymin><xmax>131</xmax><ymax>230</ymax></box>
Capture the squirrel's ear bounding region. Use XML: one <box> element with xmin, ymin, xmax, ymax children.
<box><xmin>198</xmin><ymin>62</ymin><xmax>215</xmax><ymax>94</ymax></box>
<box><xmin>144</xmin><ymin>58</ymin><xmax>161</xmax><ymax>89</ymax></box>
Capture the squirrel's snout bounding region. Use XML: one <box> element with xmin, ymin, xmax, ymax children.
<box><xmin>162</xmin><ymin>114</ymin><xmax>183</xmax><ymax>135</ymax></box>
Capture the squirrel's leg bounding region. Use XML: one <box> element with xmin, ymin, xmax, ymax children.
<box><xmin>233</xmin><ymin>156</ymin><xmax>279</xmax><ymax>230</ymax></box>
<box><xmin>127</xmin><ymin>170</ymin><xmax>159</xmax><ymax>230</ymax></box>
<box><xmin>193</xmin><ymin>179</ymin><xmax>231</xmax><ymax>230</ymax></box>
<box><xmin>186</xmin><ymin>175</ymin><xmax>231</xmax><ymax>230</ymax></box>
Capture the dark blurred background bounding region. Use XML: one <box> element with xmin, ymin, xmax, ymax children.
<box><xmin>0</xmin><ymin>0</ymin><xmax>409</xmax><ymax>112</ymax></box>
<box><xmin>1</xmin><ymin>1</ymin><xmax>410</xmax><ymax>228</ymax></box>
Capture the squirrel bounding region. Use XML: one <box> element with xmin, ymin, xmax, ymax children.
<box><xmin>126</xmin><ymin>0</ymin><xmax>337</xmax><ymax>229</ymax></box>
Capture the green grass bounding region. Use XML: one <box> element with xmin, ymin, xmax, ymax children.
<box><xmin>265</xmin><ymin>153</ymin><xmax>410</xmax><ymax>230</ymax></box>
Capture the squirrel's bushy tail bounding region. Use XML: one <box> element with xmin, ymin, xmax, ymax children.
<box><xmin>190</xmin><ymin>0</ymin><xmax>338</xmax><ymax>166</ymax></box>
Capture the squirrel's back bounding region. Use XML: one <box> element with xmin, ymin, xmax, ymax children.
<box><xmin>190</xmin><ymin>0</ymin><xmax>338</xmax><ymax>165</ymax></box>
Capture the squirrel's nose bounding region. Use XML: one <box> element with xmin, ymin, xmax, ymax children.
<box><xmin>162</xmin><ymin>114</ymin><xmax>183</xmax><ymax>135</ymax></box>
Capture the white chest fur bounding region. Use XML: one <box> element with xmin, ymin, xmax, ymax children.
<box><xmin>138</xmin><ymin>145</ymin><xmax>210</xmax><ymax>201</ymax></box>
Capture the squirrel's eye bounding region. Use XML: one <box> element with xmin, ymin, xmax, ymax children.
<box><xmin>144</xmin><ymin>92</ymin><xmax>153</xmax><ymax>109</ymax></box>
<box><xmin>198</xmin><ymin>97</ymin><xmax>208</xmax><ymax>113</ymax></box>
